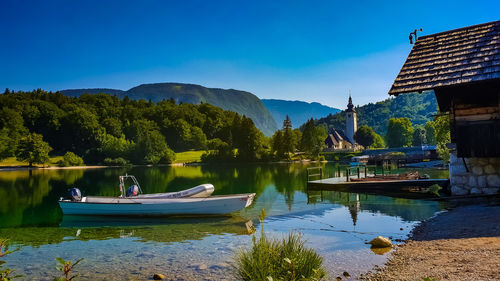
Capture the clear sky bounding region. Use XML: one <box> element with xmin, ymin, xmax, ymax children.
<box><xmin>0</xmin><ymin>0</ymin><xmax>498</xmax><ymax>109</ymax></box>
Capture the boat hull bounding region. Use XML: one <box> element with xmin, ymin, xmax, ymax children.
<box><xmin>59</xmin><ymin>193</ymin><xmax>255</xmax><ymax>216</ymax></box>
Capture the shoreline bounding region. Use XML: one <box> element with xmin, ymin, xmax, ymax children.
<box><xmin>0</xmin><ymin>159</ymin><xmax>332</xmax><ymax>172</ymax></box>
<box><xmin>360</xmin><ymin>203</ymin><xmax>500</xmax><ymax>281</ymax></box>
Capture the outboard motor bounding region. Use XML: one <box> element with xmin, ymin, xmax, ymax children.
<box><xmin>126</xmin><ymin>185</ymin><xmax>139</xmax><ymax>197</ymax></box>
<box><xmin>68</xmin><ymin>188</ymin><xmax>82</xmax><ymax>201</ymax></box>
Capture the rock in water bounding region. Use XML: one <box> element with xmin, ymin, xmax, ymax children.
<box><xmin>153</xmin><ymin>273</ymin><xmax>166</xmax><ymax>280</ymax></box>
<box><xmin>367</xmin><ymin>236</ymin><xmax>392</xmax><ymax>248</ymax></box>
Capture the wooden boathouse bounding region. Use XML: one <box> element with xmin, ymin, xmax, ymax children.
<box><xmin>389</xmin><ymin>20</ymin><xmax>500</xmax><ymax>195</ymax></box>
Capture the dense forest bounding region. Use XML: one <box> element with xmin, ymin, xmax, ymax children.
<box><xmin>313</xmin><ymin>91</ymin><xmax>437</xmax><ymax>136</ymax></box>
<box><xmin>0</xmin><ymin>89</ymin><xmax>267</xmax><ymax>165</ymax></box>
<box><xmin>61</xmin><ymin>82</ymin><xmax>278</xmax><ymax>136</ymax></box>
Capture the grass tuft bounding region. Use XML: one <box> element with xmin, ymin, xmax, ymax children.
<box><xmin>234</xmin><ymin>209</ymin><xmax>326</xmax><ymax>281</ymax></box>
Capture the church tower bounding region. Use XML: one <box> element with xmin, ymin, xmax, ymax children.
<box><xmin>345</xmin><ymin>94</ymin><xmax>357</xmax><ymax>143</ymax></box>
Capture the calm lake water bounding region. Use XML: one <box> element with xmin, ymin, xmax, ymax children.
<box><xmin>0</xmin><ymin>163</ymin><xmax>449</xmax><ymax>280</ymax></box>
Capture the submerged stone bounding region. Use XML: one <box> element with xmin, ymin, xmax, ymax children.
<box><xmin>153</xmin><ymin>273</ymin><xmax>166</xmax><ymax>280</ymax></box>
<box><xmin>367</xmin><ymin>236</ymin><xmax>392</xmax><ymax>248</ymax></box>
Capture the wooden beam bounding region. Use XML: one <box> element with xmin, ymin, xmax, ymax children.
<box><xmin>454</xmin><ymin>106</ymin><xmax>499</xmax><ymax>116</ymax></box>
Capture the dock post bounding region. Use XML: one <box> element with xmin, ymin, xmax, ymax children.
<box><xmin>357</xmin><ymin>167</ymin><xmax>360</xmax><ymax>179</ymax></box>
<box><xmin>346</xmin><ymin>167</ymin><xmax>349</xmax><ymax>182</ymax></box>
<box><xmin>382</xmin><ymin>165</ymin><xmax>384</xmax><ymax>176</ymax></box>
<box><xmin>337</xmin><ymin>165</ymin><xmax>341</xmax><ymax>177</ymax></box>
<box><xmin>364</xmin><ymin>165</ymin><xmax>367</xmax><ymax>178</ymax></box>
<box><xmin>374</xmin><ymin>166</ymin><xmax>377</xmax><ymax>176</ymax></box>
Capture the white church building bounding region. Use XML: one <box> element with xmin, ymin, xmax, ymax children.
<box><xmin>324</xmin><ymin>95</ymin><xmax>363</xmax><ymax>151</ymax></box>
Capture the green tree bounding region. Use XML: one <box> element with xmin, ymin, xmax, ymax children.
<box><xmin>131</xmin><ymin>120</ymin><xmax>175</xmax><ymax>164</ymax></box>
<box><xmin>300</xmin><ymin>119</ymin><xmax>327</xmax><ymax>156</ymax></box>
<box><xmin>282</xmin><ymin>115</ymin><xmax>292</xmax><ymax>130</ymax></box>
<box><xmin>271</xmin><ymin>116</ymin><xmax>296</xmax><ymax>159</ymax></box>
<box><xmin>187</xmin><ymin>126</ymin><xmax>207</xmax><ymax>150</ymax></box>
<box><xmin>202</xmin><ymin>138</ymin><xmax>235</xmax><ymax>162</ymax></box>
<box><xmin>59</xmin><ymin>152</ymin><xmax>85</xmax><ymax>167</ymax></box>
<box><xmin>15</xmin><ymin>133</ymin><xmax>53</xmax><ymax>166</ymax></box>
<box><xmin>354</xmin><ymin>125</ymin><xmax>376</xmax><ymax>147</ymax></box>
<box><xmin>61</xmin><ymin>107</ymin><xmax>104</xmax><ymax>154</ymax></box>
<box><xmin>386</xmin><ymin>117</ymin><xmax>414</xmax><ymax>148</ymax></box>
<box><xmin>412</xmin><ymin>126</ymin><xmax>427</xmax><ymax>146</ymax></box>
<box><xmin>372</xmin><ymin>133</ymin><xmax>386</xmax><ymax>148</ymax></box>
<box><xmin>234</xmin><ymin>117</ymin><xmax>265</xmax><ymax>161</ymax></box>
<box><xmin>99</xmin><ymin>134</ymin><xmax>135</xmax><ymax>159</ymax></box>
<box><xmin>271</xmin><ymin>130</ymin><xmax>286</xmax><ymax>158</ymax></box>
<box><xmin>433</xmin><ymin>114</ymin><xmax>451</xmax><ymax>163</ymax></box>
<box><xmin>102</xmin><ymin>117</ymin><xmax>123</xmax><ymax>138</ymax></box>
<box><xmin>0</xmin><ymin>108</ymin><xmax>28</xmax><ymax>158</ymax></box>
<box><xmin>425</xmin><ymin>121</ymin><xmax>436</xmax><ymax>145</ymax></box>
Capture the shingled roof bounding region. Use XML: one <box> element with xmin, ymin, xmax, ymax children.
<box><xmin>389</xmin><ymin>20</ymin><xmax>500</xmax><ymax>96</ymax></box>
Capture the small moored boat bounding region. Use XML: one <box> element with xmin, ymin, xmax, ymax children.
<box><xmin>58</xmin><ymin>175</ymin><xmax>255</xmax><ymax>216</ymax></box>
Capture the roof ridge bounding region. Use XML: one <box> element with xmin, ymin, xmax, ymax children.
<box><xmin>418</xmin><ymin>20</ymin><xmax>499</xmax><ymax>41</ymax></box>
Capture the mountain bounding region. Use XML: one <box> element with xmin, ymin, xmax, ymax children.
<box><xmin>61</xmin><ymin>83</ymin><xmax>278</xmax><ymax>136</ymax></box>
<box><xmin>313</xmin><ymin>91</ymin><xmax>438</xmax><ymax>136</ymax></box>
<box><xmin>261</xmin><ymin>99</ymin><xmax>341</xmax><ymax>129</ymax></box>
<box><xmin>60</xmin><ymin>88</ymin><xmax>125</xmax><ymax>96</ymax></box>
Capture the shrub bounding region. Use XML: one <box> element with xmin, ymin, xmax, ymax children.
<box><xmin>54</xmin><ymin>257</ymin><xmax>83</xmax><ymax>281</ymax></box>
<box><xmin>0</xmin><ymin>239</ymin><xmax>22</xmax><ymax>280</ymax></box>
<box><xmin>428</xmin><ymin>184</ymin><xmax>442</xmax><ymax>197</ymax></box>
<box><xmin>103</xmin><ymin>157</ymin><xmax>130</xmax><ymax>166</ymax></box>
<box><xmin>159</xmin><ymin>148</ymin><xmax>176</xmax><ymax>164</ymax></box>
<box><xmin>234</xmin><ymin>210</ymin><xmax>325</xmax><ymax>281</ymax></box>
<box><xmin>59</xmin><ymin>152</ymin><xmax>85</xmax><ymax>167</ymax></box>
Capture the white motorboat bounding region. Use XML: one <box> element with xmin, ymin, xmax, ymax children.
<box><xmin>58</xmin><ymin>175</ymin><xmax>255</xmax><ymax>216</ymax></box>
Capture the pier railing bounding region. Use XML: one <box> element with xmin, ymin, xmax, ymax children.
<box><xmin>306</xmin><ymin>167</ymin><xmax>323</xmax><ymax>181</ymax></box>
<box><xmin>307</xmin><ymin>163</ymin><xmax>401</xmax><ymax>182</ymax></box>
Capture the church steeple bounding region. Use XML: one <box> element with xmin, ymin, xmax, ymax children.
<box><xmin>346</xmin><ymin>94</ymin><xmax>355</xmax><ymax>112</ymax></box>
<box><xmin>345</xmin><ymin>93</ymin><xmax>357</xmax><ymax>144</ymax></box>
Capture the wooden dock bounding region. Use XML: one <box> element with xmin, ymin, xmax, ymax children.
<box><xmin>307</xmin><ymin>177</ymin><xmax>450</xmax><ymax>199</ymax></box>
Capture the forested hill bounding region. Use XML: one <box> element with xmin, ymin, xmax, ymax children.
<box><xmin>261</xmin><ymin>99</ymin><xmax>341</xmax><ymax>129</ymax></box>
<box><xmin>314</xmin><ymin>91</ymin><xmax>438</xmax><ymax>135</ymax></box>
<box><xmin>0</xmin><ymin>89</ymin><xmax>268</xmax><ymax>164</ymax></box>
<box><xmin>61</xmin><ymin>83</ymin><xmax>278</xmax><ymax>136</ymax></box>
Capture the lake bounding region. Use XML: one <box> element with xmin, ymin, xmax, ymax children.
<box><xmin>0</xmin><ymin>163</ymin><xmax>449</xmax><ymax>280</ymax></box>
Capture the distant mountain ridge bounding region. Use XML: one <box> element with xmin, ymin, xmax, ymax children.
<box><xmin>60</xmin><ymin>83</ymin><xmax>278</xmax><ymax>136</ymax></box>
<box><xmin>261</xmin><ymin>99</ymin><xmax>341</xmax><ymax>129</ymax></box>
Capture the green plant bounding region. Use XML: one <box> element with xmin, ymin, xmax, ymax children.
<box><xmin>428</xmin><ymin>184</ymin><xmax>442</xmax><ymax>197</ymax></box>
<box><xmin>54</xmin><ymin>258</ymin><xmax>83</xmax><ymax>281</ymax></box>
<box><xmin>58</xmin><ymin>152</ymin><xmax>84</xmax><ymax>167</ymax></box>
<box><xmin>422</xmin><ymin>277</ymin><xmax>437</xmax><ymax>281</ymax></box>
<box><xmin>15</xmin><ymin>133</ymin><xmax>53</xmax><ymax>166</ymax></box>
<box><xmin>0</xmin><ymin>239</ymin><xmax>22</xmax><ymax>280</ymax></box>
<box><xmin>103</xmin><ymin>157</ymin><xmax>130</xmax><ymax>166</ymax></box>
<box><xmin>234</xmin><ymin>209</ymin><xmax>326</xmax><ymax>281</ymax></box>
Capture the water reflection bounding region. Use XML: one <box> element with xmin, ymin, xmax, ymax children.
<box><xmin>0</xmin><ymin>216</ymin><xmax>255</xmax><ymax>247</ymax></box>
<box><xmin>0</xmin><ymin>163</ymin><xmax>448</xmax><ymax>228</ymax></box>
<box><xmin>0</xmin><ymin>164</ymin><xmax>449</xmax><ymax>280</ymax></box>
<box><xmin>307</xmin><ymin>190</ymin><xmax>445</xmax><ymax>222</ymax></box>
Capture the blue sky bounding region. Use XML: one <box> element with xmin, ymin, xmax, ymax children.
<box><xmin>0</xmin><ymin>0</ymin><xmax>498</xmax><ymax>108</ymax></box>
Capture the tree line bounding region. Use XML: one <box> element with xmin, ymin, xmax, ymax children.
<box><xmin>0</xmin><ymin>89</ymin><xmax>268</xmax><ymax>165</ymax></box>
<box><xmin>314</xmin><ymin>91</ymin><xmax>438</xmax><ymax>136</ymax></box>
<box><xmin>351</xmin><ymin>116</ymin><xmax>450</xmax><ymax>160</ymax></box>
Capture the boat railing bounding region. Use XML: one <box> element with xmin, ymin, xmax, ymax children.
<box><xmin>119</xmin><ymin>174</ymin><xmax>143</xmax><ymax>197</ymax></box>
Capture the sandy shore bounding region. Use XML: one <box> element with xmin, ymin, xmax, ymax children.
<box><xmin>360</xmin><ymin>204</ymin><xmax>500</xmax><ymax>281</ymax></box>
